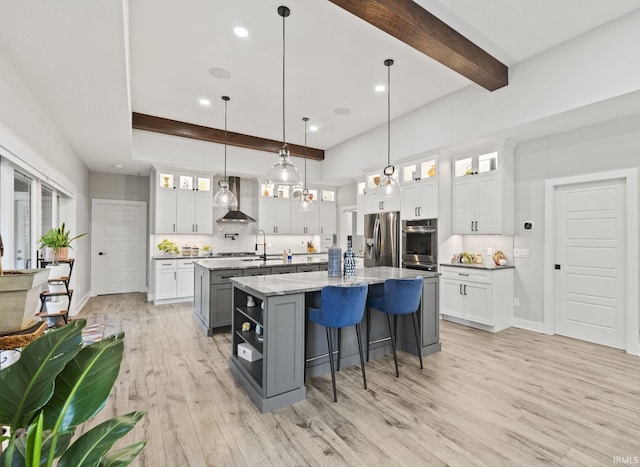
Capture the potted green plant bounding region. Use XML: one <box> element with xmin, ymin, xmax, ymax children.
<box><xmin>38</xmin><ymin>222</ymin><xmax>87</xmax><ymax>265</ymax></box>
<box><xmin>0</xmin><ymin>232</ymin><xmax>50</xmax><ymax>334</ymax></box>
<box><xmin>157</xmin><ymin>239</ymin><xmax>179</xmax><ymax>256</ymax></box>
<box><xmin>0</xmin><ymin>319</ymin><xmax>145</xmax><ymax>466</ymax></box>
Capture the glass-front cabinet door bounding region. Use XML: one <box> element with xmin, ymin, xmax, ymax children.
<box><xmin>454</xmin><ymin>151</ymin><xmax>498</xmax><ymax>178</ymax></box>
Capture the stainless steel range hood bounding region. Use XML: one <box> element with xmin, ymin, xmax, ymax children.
<box><xmin>216</xmin><ymin>176</ymin><xmax>256</xmax><ymax>224</ymax></box>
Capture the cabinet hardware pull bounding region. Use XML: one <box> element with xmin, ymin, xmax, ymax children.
<box><xmin>415</xmin><ymin>207</ymin><xmax>418</xmax><ymax>217</ymax></box>
<box><xmin>459</xmin><ymin>273</ymin><xmax>469</xmax><ymax>276</ymax></box>
<box><xmin>463</xmin><ymin>284</ymin><xmax>467</xmax><ymax>295</ymax></box>
<box><xmin>221</xmin><ymin>275</ymin><xmax>234</xmax><ymax>279</ymax></box>
<box><xmin>470</xmin><ymin>221</ymin><xmax>473</xmax><ymax>231</ymax></box>
<box><xmin>173</xmin><ymin>223</ymin><xmax>176</xmax><ymax>232</ymax></box>
<box><xmin>174</xmin><ymin>272</ymin><xmax>176</xmax><ymax>280</ymax></box>
<box><xmin>161</xmin><ymin>263</ymin><xmax>172</xmax><ymax>266</ymax></box>
<box><xmin>459</xmin><ymin>284</ymin><xmax>463</xmax><ymax>295</ymax></box>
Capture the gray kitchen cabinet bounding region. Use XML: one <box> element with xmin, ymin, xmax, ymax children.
<box><xmin>270</xmin><ymin>265</ymin><xmax>297</xmax><ymax>274</ymax></box>
<box><xmin>242</xmin><ymin>268</ymin><xmax>271</xmax><ymax>276</ymax></box>
<box><xmin>230</xmin><ymin>286</ymin><xmax>305</xmax><ymax>413</ymax></box>
<box><xmin>295</xmin><ymin>264</ymin><xmax>320</xmax><ymax>273</ymax></box>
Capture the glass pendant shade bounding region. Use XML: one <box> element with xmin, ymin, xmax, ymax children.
<box><xmin>298</xmin><ymin>188</ymin><xmax>314</xmax><ymax>211</ymax></box>
<box><xmin>214</xmin><ymin>95</ymin><xmax>238</xmax><ymax>208</ymax></box>
<box><xmin>266</xmin><ymin>5</ymin><xmax>302</xmax><ymax>186</ymax></box>
<box><xmin>213</xmin><ymin>179</ymin><xmax>238</xmax><ymax>208</ymax></box>
<box><xmin>267</xmin><ymin>146</ymin><xmax>303</xmax><ymax>185</ymax></box>
<box><xmin>376</xmin><ymin>172</ymin><xmax>401</xmax><ymax>199</ymax></box>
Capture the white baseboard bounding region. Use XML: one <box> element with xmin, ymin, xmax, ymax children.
<box><xmin>69</xmin><ymin>292</ymin><xmax>91</xmax><ymax>318</ymax></box>
<box><xmin>512</xmin><ymin>317</ymin><xmax>545</xmax><ymax>333</ymax></box>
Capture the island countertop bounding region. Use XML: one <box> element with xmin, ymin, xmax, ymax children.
<box><xmin>193</xmin><ymin>255</ymin><xmax>328</xmax><ymax>271</ymax></box>
<box><xmin>231</xmin><ymin>266</ymin><xmax>439</xmax><ymax>297</ymax></box>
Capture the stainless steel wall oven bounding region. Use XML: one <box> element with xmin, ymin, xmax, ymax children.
<box><xmin>402</xmin><ymin>218</ymin><xmax>438</xmax><ymax>271</ymax></box>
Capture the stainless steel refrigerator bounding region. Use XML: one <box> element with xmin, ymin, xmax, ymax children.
<box><xmin>364</xmin><ymin>211</ymin><xmax>400</xmax><ymax>267</ymax></box>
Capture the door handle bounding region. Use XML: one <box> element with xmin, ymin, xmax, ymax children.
<box><xmin>98</xmin><ymin>252</ymin><xmax>106</xmax><ymax>256</ymax></box>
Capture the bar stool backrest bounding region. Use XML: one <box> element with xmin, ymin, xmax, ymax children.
<box><xmin>314</xmin><ymin>283</ymin><xmax>369</xmax><ymax>328</ymax></box>
<box><xmin>383</xmin><ymin>276</ymin><xmax>423</xmax><ymax>315</ymax></box>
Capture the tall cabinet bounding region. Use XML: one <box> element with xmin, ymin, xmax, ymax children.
<box><xmin>152</xmin><ymin>168</ymin><xmax>213</xmax><ymax>234</ymax></box>
<box><xmin>451</xmin><ymin>142</ymin><xmax>514</xmax><ymax>235</ymax></box>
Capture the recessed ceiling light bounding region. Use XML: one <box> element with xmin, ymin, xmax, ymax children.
<box><xmin>113</xmin><ymin>164</ymin><xmax>123</xmax><ymax>169</ymax></box>
<box><xmin>209</xmin><ymin>67</ymin><xmax>232</xmax><ymax>79</ymax></box>
<box><xmin>334</xmin><ymin>107</ymin><xmax>351</xmax><ymax>115</ymax></box>
<box><xmin>234</xmin><ymin>27</ymin><xmax>249</xmax><ymax>38</ymax></box>
<box><xmin>374</xmin><ymin>84</ymin><xmax>385</xmax><ymax>92</ymax></box>
<box><xmin>199</xmin><ymin>98</ymin><xmax>211</xmax><ymax>106</ymax></box>
<box><xmin>309</xmin><ymin>126</ymin><xmax>319</xmax><ymax>132</ymax></box>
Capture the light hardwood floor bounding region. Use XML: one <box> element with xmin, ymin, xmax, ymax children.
<box><xmin>77</xmin><ymin>293</ymin><xmax>640</xmax><ymax>466</ymax></box>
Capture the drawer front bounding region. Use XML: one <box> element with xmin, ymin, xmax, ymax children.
<box><xmin>210</xmin><ymin>269</ymin><xmax>240</xmax><ymax>284</ymax></box>
<box><xmin>441</xmin><ymin>267</ymin><xmax>490</xmax><ymax>284</ymax></box>
<box><xmin>243</xmin><ymin>268</ymin><xmax>271</xmax><ymax>276</ymax></box>
<box><xmin>178</xmin><ymin>259</ymin><xmax>194</xmax><ymax>269</ymax></box>
<box><xmin>270</xmin><ymin>265</ymin><xmax>297</xmax><ymax>274</ymax></box>
<box><xmin>155</xmin><ymin>259</ymin><xmax>177</xmax><ymax>270</ymax></box>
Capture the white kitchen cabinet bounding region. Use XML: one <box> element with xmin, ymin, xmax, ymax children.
<box><xmin>318</xmin><ymin>200</ymin><xmax>336</xmax><ymax>235</ymax></box>
<box><xmin>176</xmin><ymin>259</ymin><xmax>195</xmax><ymax>298</ymax></box>
<box><xmin>439</xmin><ymin>265</ymin><xmax>513</xmax><ymax>332</ymax></box>
<box><xmin>154</xmin><ymin>258</ymin><xmax>195</xmax><ymax>303</ymax></box>
<box><xmin>259</xmin><ymin>196</ymin><xmax>291</xmax><ymax>234</ymax></box>
<box><xmin>451</xmin><ymin>142</ymin><xmax>514</xmax><ymax>235</ymax></box>
<box><xmin>176</xmin><ymin>189</ymin><xmax>213</xmax><ymax>234</ymax></box>
<box><xmin>452</xmin><ymin>174</ymin><xmax>502</xmax><ymax>234</ymax></box>
<box><xmin>153</xmin><ymin>169</ymin><xmax>213</xmax><ymax>234</ymax></box>
<box><xmin>154</xmin><ymin>259</ymin><xmax>178</xmax><ymax>301</ymax></box>
<box><xmin>365</xmin><ymin>195</ymin><xmax>401</xmax><ymax>214</ymax></box>
<box><xmin>401</xmin><ymin>180</ymin><xmax>438</xmax><ymax>220</ymax></box>
<box><xmin>290</xmin><ymin>202</ymin><xmax>318</xmax><ymax>234</ymax></box>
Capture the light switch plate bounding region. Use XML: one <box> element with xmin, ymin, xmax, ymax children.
<box><xmin>514</xmin><ymin>248</ymin><xmax>530</xmax><ymax>258</ymax></box>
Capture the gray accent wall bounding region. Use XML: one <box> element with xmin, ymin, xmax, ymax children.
<box><xmin>89</xmin><ymin>172</ymin><xmax>150</xmax><ymax>202</ymax></box>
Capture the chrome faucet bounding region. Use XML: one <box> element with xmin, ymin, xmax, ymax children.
<box><xmin>255</xmin><ymin>229</ymin><xmax>267</xmax><ymax>262</ymax></box>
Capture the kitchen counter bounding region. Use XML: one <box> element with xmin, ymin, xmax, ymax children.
<box><xmin>193</xmin><ymin>255</ymin><xmax>327</xmax><ymax>271</ymax></box>
<box><xmin>192</xmin><ymin>256</ymin><xmax>329</xmax><ymax>337</ymax></box>
<box><xmin>230</xmin><ymin>266</ymin><xmax>441</xmax><ymax>413</ymax></box>
<box><xmin>231</xmin><ymin>266</ymin><xmax>438</xmax><ymax>297</ymax></box>
<box><xmin>440</xmin><ymin>262</ymin><xmax>515</xmax><ymax>270</ymax></box>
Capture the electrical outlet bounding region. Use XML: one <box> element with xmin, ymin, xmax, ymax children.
<box><xmin>513</xmin><ymin>248</ymin><xmax>530</xmax><ymax>258</ymax></box>
<box><xmin>513</xmin><ymin>298</ymin><xmax>520</xmax><ymax>307</ymax></box>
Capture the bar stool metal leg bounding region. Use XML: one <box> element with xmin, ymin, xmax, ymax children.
<box><xmin>337</xmin><ymin>328</ymin><xmax>342</xmax><ymax>372</ymax></box>
<box><xmin>326</xmin><ymin>327</ymin><xmax>338</xmax><ymax>402</ymax></box>
<box><xmin>387</xmin><ymin>314</ymin><xmax>399</xmax><ymax>378</ymax></box>
<box><xmin>355</xmin><ymin>323</ymin><xmax>367</xmax><ymax>390</ymax></box>
<box><xmin>411</xmin><ymin>312</ymin><xmax>423</xmax><ymax>369</ymax></box>
<box><xmin>366</xmin><ymin>307</ymin><xmax>371</xmax><ymax>362</ymax></box>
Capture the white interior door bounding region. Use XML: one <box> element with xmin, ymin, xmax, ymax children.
<box><xmin>91</xmin><ymin>199</ymin><xmax>147</xmax><ymax>295</ymax></box>
<box><xmin>554</xmin><ymin>179</ymin><xmax>626</xmax><ymax>349</ymax></box>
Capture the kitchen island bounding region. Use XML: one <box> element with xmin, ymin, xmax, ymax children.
<box><xmin>229</xmin><ymin>266</ymin><xmax>440</xmax><ymax>413</ymax></box>
<box><xmin>192</xmin><ymin>256</ymin><xmax>328</xmax><ymax>336</ymax></box>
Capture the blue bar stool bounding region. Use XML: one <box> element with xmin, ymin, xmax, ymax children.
<box><xmin>308</xmin><ymin>283</ymin><xmax>368</xmax><ymax>402</ymax></box>
<box><xmin>366</xmin><ymin>276</ymin><xmax>424</xmax><ymax>377</ymax></box>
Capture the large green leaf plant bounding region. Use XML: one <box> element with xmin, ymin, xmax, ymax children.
<box><xmin>0</xmin><ymin>320</ymin><xmax>145</xmax><ymax>466</ymax></box>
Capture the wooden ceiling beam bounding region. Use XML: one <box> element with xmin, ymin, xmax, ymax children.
<box><xmin>132</xmin><ymin>113</ymin><xmax>325</xmax><ymax>161</ymax></box>
<box><xmin>329</xmin><ymin>0</ymin><xmax>508</xmax><ymax>91</ymax></box>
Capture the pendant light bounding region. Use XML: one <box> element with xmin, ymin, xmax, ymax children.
<box><xmin>213</xmin><ymin>96</ymin><xmax>239</xmax><ymax>208</ymax></box>
<box><xmin>298</xmin><ymin>117</ymin><xmax>314</xmax><ymax>211</ymax></box>
<box><xmin>266</xmin><ymin>5</ymin><xmax>303</xmax><ymax>186</ymax></box>
<box><xmin>376</xmin><ymin>58</ymin><xmax>401</xmax><ymax>199</ymax></box>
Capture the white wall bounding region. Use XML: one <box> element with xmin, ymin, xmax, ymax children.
<box><xmin>322</xmin><ymin>10</ymin><xmax>640</xmax><ymax>185</ymax></box>
<box><xmin>514</xmin><ymin>114</ymin><xmax>640</xmax><ymax>326</ymax></box>
<box><xmin>90</xmin><ymin>172</ymin><xmax>149</xmax><ymax>202</ymax></box>
<box><xmin>0</xmin><ymin>46</ymin><xmax>91</xmax><ymax>311</ymax></box>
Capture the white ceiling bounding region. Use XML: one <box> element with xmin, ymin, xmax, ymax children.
<box><xmin>0</xmin><ymin>0</ymin><xmax>639</xmax><ymax>176</ymax></box>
